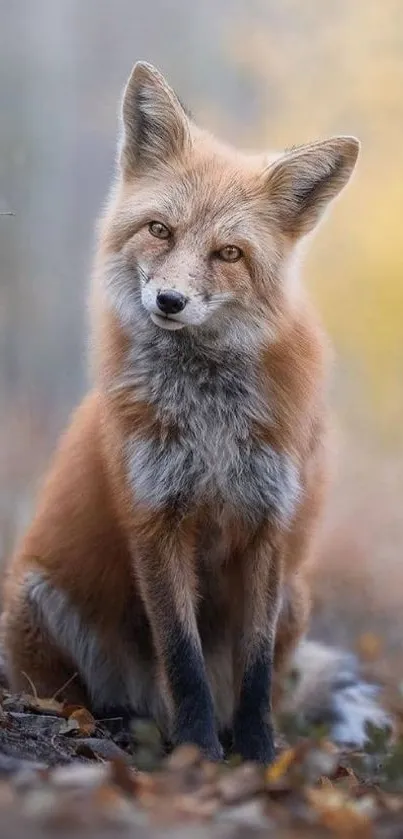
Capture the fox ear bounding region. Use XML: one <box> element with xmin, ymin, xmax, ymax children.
<box><xmin>120</xmin><ymin>61</ymin><xmax>190</xmax><ymax>173</ymax></box>
<box><xmin>264</xmin><ymin>137</ymin><xmax>360</xmax><ymax>237</ymax></box>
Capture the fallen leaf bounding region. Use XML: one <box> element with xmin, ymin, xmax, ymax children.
<box><xmin>69</xmin><ymin>707</ymin><xmax>96</xmax><ymax>736</ymax></box>
<box><xmin>61</xmin><ymin>704</ymin><xmax>85</xmax><ymax>719</ymax></box>
<box><xmin>23</xmin><ymin>694</ymin><xmax>65</xmax><ymax>716</ymax></box>
<box><xmin>303</xmin><ymin>743</ymin><xmax>340</xmax><ymax>783</ymax></box>
<box><xmin>266</xmin><ymin>748</ymin><xmax>296</xmax><ymax>783</ymax></box>
<box><xmin>169</xmin><ymin>791</ymin><xmax>220</xmax><ymax>820</ymax></box>
<box><xmin>110</xmin><ymin>759</ymin><xmax>136</xmax><ymax>795</ymax></box>
<box><xmin>218</xmin><ymin>764</ymin><xmax>265</xmax><ymax>803</ymax></box>
<box><xmin>334</xmin><ymin>765</ymin><xmax>359</xmax><ymax>789</ymax></box>
<box><xmin>92</xmin><ymin>783</ymin><xmax>128</xmax><ymax>812</ymax></box>
<box><xmin>166</xmin><ymin>745</ymin><xmax>202</xmax><ymax>771</ymax></box>
<box><xmin>59</xmin><ymin>707</ymin><xmax>96</xmax><ymax>736</ymax></box>
<box><xmin>59</xmin><ymin>716</ymin><xmax>80</xmax><ymax>735</ymax></box>
<box><xmin>306</xmin><ymin>787</ymin><xmax>375</xmax><ymax>836</ymax></box>
<box><xmin>319</xmin><ymin>775</ymin><xmax>334</xmax><ymax>788</ymax></box>
<box><xmin>377</xmin><ymin>790</ymin><xmax>403</xmax><ymax>813</ymax></box>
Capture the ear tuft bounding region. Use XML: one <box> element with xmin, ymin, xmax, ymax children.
<box><xmin>120</xmin><ymin>61</ymin><xmax>190</xmax><ymax>174</ymax></box>
<box><xmin>265</xmin><ymin>136</ymin><xmax>360</xmax><ymax>237</ymax></box>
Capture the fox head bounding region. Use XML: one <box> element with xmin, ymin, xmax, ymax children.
<box><xmin>99</xmin><ymin>62</ymin><xmax>359</xmax><ymax>341</ymax></box>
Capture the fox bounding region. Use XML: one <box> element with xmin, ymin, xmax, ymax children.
<box><xmin>0</xmin><ymin>62</ymin><xmax>390</xmax><ymax>763</ymax></box>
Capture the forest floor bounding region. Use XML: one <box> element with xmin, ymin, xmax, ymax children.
<box><xmin>1</xmin><ymin>652</ymin><xmax>403</xmax><ymax>839</ymax></box>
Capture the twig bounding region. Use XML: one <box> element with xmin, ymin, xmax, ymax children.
<box><xmin>52</xmin><ymin>671</ymin><xmax>79</xmax><ymax>701</ymax></box>
<box><xmin>21</xmin><ymin>671</ymin><xmax>38</xmax><ymax>699</ymax></box>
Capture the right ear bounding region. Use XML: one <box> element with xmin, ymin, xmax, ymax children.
<box><xmin>263</xmin><ymin>136</ymin><xmax>360</xmax><ymax>238</ymax></box>
<box><xmin>119</xmin><ymin>61</ymin><xmax>191</xmax><ymax>174</ymax></box>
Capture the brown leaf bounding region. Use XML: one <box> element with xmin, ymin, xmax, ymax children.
<box><xmin>306</xmin><ymin>787</ymin><xmax>375</xmax><ymax>836</ymax></box>
<box><xmin>319</xmin><ymin>775</ymin><xmax>334</xmax><ymax>788</ymax></box>
<box><xmin>69</xmin><ymin>707</ymin><xmax>96</xmax><ymax>736</ymax></box>
<box><xmin>110</xmin><ymin>759</ymin><xmax>136</xmax><ymax>795</ymax></box>
<box><xmin>23</xmin><ymin>694</ymin><xmax>65</xmax><ymax>715</ymax></box>
<box><xmin>334</xmin><ymin>765</ymin><xmax>360</xmax><ymax>790</ymax></box>
<box><xmin>61</xmin><ymin>704</ymin><xmax>86</xmax><ymax>719</ymax></box>
<box><xmin>169</xmin><ymin>791</ymin><xmax>220</xmax><ymax>820</ymax></box>
<box><xmin>59</xmin><ymin>707</ymin><xmax>97</xmax><ymax>737</ymax></box>
<box><xmin>165</xmin><ymin>744</ymin><xmax>202</xmax><ymax>771</ymax></box>
<box><xmin>92</xmin><ymin>783</ymin><xmax>134</xmax><ymax>820</ymax></box>
<box><xmin>377</xmin><ymin>790</ymin><xmax>403</xmax><ymax>813</ymax></box>
<box><xmin>217</xmin><ymin>764</ymin><xmax>265</xmax><ymax>803</ymax></box>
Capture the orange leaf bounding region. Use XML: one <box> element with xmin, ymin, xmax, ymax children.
<box><xmin>59</xmin><ymin>706</ymin><xmax>96</xmax><ymax>736</ymax></box>
<box><xmin>306</xmin><ymin>787</ymin><xmax>374</xmax><ymax>836</ymax></box>
<box><xmin>61</xmin><ymin>704</ymin><xmax>86</xmax><ymax>719</ymax></box>
<box><xmin>265</xmin><ymin>748</ymin><xmax>296</xmax><ymax>783</ymax></box>
<box><xmin>69</xmin><ymin>707</ymin><xmax>96</xmax><ymax>736</ymax></box>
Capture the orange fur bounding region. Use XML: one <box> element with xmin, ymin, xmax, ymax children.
<box><xmin>1</xmin><ymin>62</ymin><xmax>360</xmax><ymax>762</ymax></box>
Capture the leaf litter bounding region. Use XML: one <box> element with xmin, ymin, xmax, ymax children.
<box><xmin>0</xmin><ymin>642</ymin><xmax>402</xmax><ymax>837</ymax></box>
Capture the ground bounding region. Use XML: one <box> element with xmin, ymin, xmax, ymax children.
<box><xmin>1</xmin><ymin>665</ymin><xmax>403</xmax><ymax>839</ymax></box>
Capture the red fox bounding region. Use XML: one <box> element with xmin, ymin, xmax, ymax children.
<box><xmin>1</xmin><ymin>62</ymin><xmax>389</xmax><ymax>763</ymax></box>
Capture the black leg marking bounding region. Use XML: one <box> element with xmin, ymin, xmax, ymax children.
<box><xmin>233</xmin><ymin>645</ymin><xmax>275</xmax><ymax>764</ymax></box>
<box><xmin>219</xmin><ymin>726</ymin><xmax>234</xmax><ymax>756</ymax></box>
<box><xmin>166</xmin><ymin>621</ymin><xmax>222</xmax><ymax>760</ymax></box>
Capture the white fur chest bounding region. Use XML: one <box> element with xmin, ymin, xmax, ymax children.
<box><xmin>125</xmin><ymin>331</ymin><xmax>300</xmax><ymax>525</ymax></box>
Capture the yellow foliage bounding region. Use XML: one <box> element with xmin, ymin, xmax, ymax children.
<box><xmin>227</xmin><ymin>0</ymin><xmax>403</xmax><ymax>439</ymax></box>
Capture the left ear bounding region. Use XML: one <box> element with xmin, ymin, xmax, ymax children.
<box><xmin>119</xmin><ymin>61</ymin><xmax>191</xmax><ymax>174</ymax></box>
<box><xmin>264</xmin><ymin>136</ymin><xmax>360</xmax><ymax>237</ymax></box>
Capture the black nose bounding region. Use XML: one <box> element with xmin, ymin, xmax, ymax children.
<box><xmin>156</xmin><ymin>289</ymin><xmax>187</xmax><ymax>315</ymax></box>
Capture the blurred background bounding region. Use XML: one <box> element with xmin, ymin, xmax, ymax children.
<box><xmin>1</xmin><ymin>0</ymin><xmax>403</xmax><ymax>667</ymax></box>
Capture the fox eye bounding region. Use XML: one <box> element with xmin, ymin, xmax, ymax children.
<box><xmin>148</xmin><ymin>221</ymin><xmax>171</xmax><ymax>240</ymax></box>
<box><xmin>215</xmin><ymin>245</ymin><xmax>243</xmax><ymax>262</ymax></box>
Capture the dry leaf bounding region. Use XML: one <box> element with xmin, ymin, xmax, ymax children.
<box><xmin>218</xmin><ymin>764</ymin><xmax>264</xmax><ymax>803</ymax></box>
<box><xmin>92</xmin><ymin>783</ymin><xmax>130</xmax><ymax>814</ymax></box>
<box><xmin>334</xmin><ymin>765</ymin><xmax>359</xmax><ymax>789</ymax></box>
<box><xmin>169</xmin><ymin>792</ymin><xmax>220</xmax><ymax>820</ymax></box>
<box><xmin>319</xmin><ymin>775</ymin><xmax>334</xmax><ymax>788</ymax></box>
<box><xmin>59</xmin><ymin>716</ymin><xmax>80</xmax><ymax>735</ymax></box>
<box><xmin>306</xmin><ymin>787</ymin><xmax>374</xmax><ymax>836</ymax></box>
<box><xmin>69</xmin><ymin>707</ymin><xmax>96</xmax><ymax>736</ymax></box>
<box><xmin>166</xmin><ymin>744</ymin><xmax>202</xmax><ymax>771</ymax></box>
<box><xmin>61</xmin><ymin>704</ymin><xmax>85</xmax><ymax>719</ymax></box>
<box><xmin>23</xmin><ymin>694</ymin><xmax>65</xmax><ymax>715</ymax></box>
<box><xmin>110</xmin><ymin>759</ymin><xmax>136</xmax><ymax>795</ymax></box>
<box><xmin>59</xmin><ymin>707</ymin><xmax>96</xmax><ymax>736</ymax></box>
<box><xmin>265</xmin><ymin>748</ymin><xmax>296</xmax><ymax>783</ymax></box>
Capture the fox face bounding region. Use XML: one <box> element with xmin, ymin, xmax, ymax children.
<box><xmin>118</xmin><ymin>169</ymin><xmax>278</xmax><ymax>333</ymax></box>
<box><xmin>100</xmin><ymin>63</ymin><xmax>359</xmax><ymax>341</ymax></box>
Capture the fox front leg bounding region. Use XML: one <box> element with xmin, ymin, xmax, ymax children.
<box><xmin>231</xmin><ymin>533</ymin><xmax>282</xmax><ymax>764</ymax></box>
<box><xmin>133</xmin><ymin>517</ymin><xmax>222</xmax><ymax>761</ymax></box>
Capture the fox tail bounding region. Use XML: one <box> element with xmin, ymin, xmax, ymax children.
<box><xmin>283</xmin><ymin>638</ymin><xmax>391</xmax><ymax>746</ymax></box>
